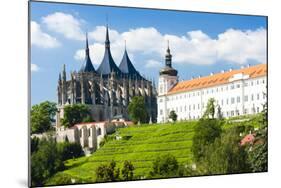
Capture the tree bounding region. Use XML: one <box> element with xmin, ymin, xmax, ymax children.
<box><xmin>247</xmin><ymin>102</ymin><xmax>268</xmax><ymax>172</ymax></box>
<box><xmin>192</xmin><ymin>118</ymin><xmax>222</xmax><ymax>163</ymax></box>
<box><xmin>217</xmin><ymin>105</ymin><xmax>223</xmax><ymax>119</ymax></box>
<box><xmin>169</xmin><ymin>110</ymin><xmax>178</xmax><ymax>122</ymax></box>
<box><xmin>201</xmin><ymin>127</ymin><xmax>250</xmax><ymax>174</ymax></box>
<box><xmin>96</xmin><ymin>160</ymin><xmax>120</xmax><ymax>182</ymax></box>
<box><xmin>150</xmin><ymin>154</ymin><xmax>179</xmax><ymax>178</ymax></box>
<box><xmin>31</xmin><ymin>137</ymin><xmax>64</xmax><ymax>186</ymax></box>
<box><xmin>61</xmin><ymin>104</ymin><xmax>93</xmax><ymax>128</ymax></box>
<box><xmin>31</xmin><ymin>136</ymin><xmax>40</xmax><ymax>154</ymax></box>
<box><xmin>57</xmin><ymin>142</ymin><xmax>83</xmax><ymax>161</ymax></box>
<box><xmin>128</xmin><ymin>96</ymin><xmax>148</xmax><ymax>124</ymax></box>
<box><xmin>203</xmin><ymin>98</ymin><xmax>215</xmax><ymax>119</ymax></box>
<box><xmin>31</xmin><ymin>101</ymin><xmax>57</xmax><ymax>134</ymax></box>
<box><xmin>121</xmin><ymin>160</ymin><xmax>135</xmax><ymax>180</ymax></box>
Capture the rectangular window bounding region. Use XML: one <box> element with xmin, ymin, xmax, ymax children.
<box><xmin>257</xmin><ymin>80</ymin><xmax>259</xmax><ymax>85</ymax></box>
<box><xmin>237</xmin><ymin>96</ymin><xmax>240</xmax><ymax>103</ymax></box>
<box><xmin>244</xmin><ymin>95</ymin><xmax>248</xmax><ymax>102</ymax></box>
<box><xmin>257</xmin><ymin>93</ymin><xmax>260</xmax><ymax>100</ymax></box>
<box><xmin>257</xmin><ymin>107</ymin><xmax>260</xmax><ymax>113</ymax></box>
<box><xmin>231</xmin><ymin>97</ymin><xmax>235</xmax><ymax>104</ymax></box>
<box><xmin>226</xmin><ymin>98</ymin><xmax>229</xmax><ymax>105</ymax></box>
<box><xmin>160</xmin><ymin>109</ymin><xmax>163</xmax><ymax>115</ymax></box>
<box><xmin>244</xmin><ymin>82</ymin><xmax>248</xmax><ymax>87</ymax></box>
<box><xmin>231</xmin><ymin>85</ymin><xmax>235</xmax><ymax>90</ymax></box>
<box><xmin>189</xmin><ymin>105</ymin><xmax>191</xmax><ymax>111</ymax></box>
<box><xmin>251</xmin><ymin>81</ymin><xmax>254</xmax><ymax>86</ymax></box>
<box><xmin>193</xmin><ymin>104</ymin><xmax>195</xmax><ymax>110</ymax></box>
<box><xmin>236</xmin><ymin>84</ymin><xmax>240</xmax><ymax>88</ymax></box>
<box><xmin>198</xmin><ymin>104</ymin><xmax>200</xmax><ymax>110</ymax></box>
<box><xmin>231</xmin><ymin>111</ymin><xmax>234</xmax><ymax>116</ymax></box>
<box><xmin>251</xmin><ymin>94</ymin><xmax>254</xmax><ymax>101</ymax></box>
<box><xmin>221</xmin><ymin>99</ymin><xmax>223</xmax><ymax>106</ymax></box>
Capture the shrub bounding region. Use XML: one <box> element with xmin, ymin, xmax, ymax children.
<box><xmin>121</xmin><ymin>160</ymin><xmax>135</xmax><ymax>180</ymax></box>
<box><xmin>96</xmin><ymin>160</ymin><xmax>120</xmax><ymax>182</ymax></box>
<box><xmin>150</xmin><ymin>154</ymin><xmax>179</xmax><ymax>178</ymax></box>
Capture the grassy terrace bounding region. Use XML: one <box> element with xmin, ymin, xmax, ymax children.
<box><xmin>48</xmin><ymin>121</ymin><xmax>197</xmax><ymax>183</ymax></box>
<box><xmin>47</xmin><ymin>115</ymin><xmax>260</xmax><ymax>184</ymax></box>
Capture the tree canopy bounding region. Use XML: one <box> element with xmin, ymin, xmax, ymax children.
<box><xmin>128</xmin><ymin>96</ymin><xmax>148</xmax><ymax>124</ymax></box>
<box><xmin>61</xmin><ymin>104</ymin><xmax>93</xmax><ymax>128</ymax></box>
<box><xmin>31</xmin><ymin>101</ymin><xmax>57</xmax><ymax>134</ymax></box>
<box><xmin>169</xmin><ymin>110</ymin><xmax>178</xmax><ymax>122</ymax></box>
<box><xmin>203</xmin><ymin>98</ymin><xmax>216</xmax><ymax>119</ymax></box>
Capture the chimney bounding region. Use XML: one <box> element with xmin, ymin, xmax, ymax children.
<box><xmin>221</xmin><ymin>70</ymin><xmax>225</xmax><ymax>73</ymax></box>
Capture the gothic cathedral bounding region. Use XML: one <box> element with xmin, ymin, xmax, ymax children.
<box><xmin>56</xmin><ymin>25</ymin><xmax>157</xmax><ymax>127</ymax></box>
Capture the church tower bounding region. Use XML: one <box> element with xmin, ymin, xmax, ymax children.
<box><xmin>157</xmin><ymin>41</ymin><xmax>178</xmax><ymax>123</ymax></box>
<box><xmin>158</xmin><ymin>41</ymin><xmax>178</xmax><ymax>95</ymax></box>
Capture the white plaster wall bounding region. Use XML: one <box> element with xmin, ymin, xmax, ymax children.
<box><xmin>157</xmin><ymin>75</ymin><xmax>267</xmax><ymax>123</ymax></box>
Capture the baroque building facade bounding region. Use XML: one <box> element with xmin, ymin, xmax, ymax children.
<box><xmin>157</xmin><ymin>44</ymin><xmax>267</xmax><ymax>123</ymax></box>
<box><xmin>56</xmin><ymin>25</ymin><xmax>157</xmax><ymax>128</ymax></box>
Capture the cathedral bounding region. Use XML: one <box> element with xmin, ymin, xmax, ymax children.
<box><xmin>56</xmin><ymin>25</ymin><xmax>157</xmax><ymax>127</ymax></box>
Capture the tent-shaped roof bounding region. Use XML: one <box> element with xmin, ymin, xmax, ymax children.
<box><xmin>119</xmin><ymin>49</ymin><xmax>141</xmax><ymax>78</ymax></box>
<box><xmin>97</xmin><ymin>26</ymin><xmax>122</xmax><ymax>76</ymax></box>
<box><xmin>80</xmin><ymin>34</ymin><xmax>96</xmax><ymax>73</ymax></box>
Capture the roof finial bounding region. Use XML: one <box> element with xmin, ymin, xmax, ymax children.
<box><xmin>105</xmin><ymin>15</ymin><xmax>110</xmax><ymax>48</ymax></box>
<box><xmin>85</xmin><ymin>32</ymin><xmax>89</xmax><ymax>55</ymax></box>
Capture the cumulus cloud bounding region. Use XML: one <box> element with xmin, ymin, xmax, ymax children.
<box><xmin>74</xmin><ymin>25</ymin><xmax>266</xmax><ymax>66</ymax></box>
<box><xmin>42</xmin><ymin>12</ymin><xmax>85</xmax><ymax>41</ymax></box>
<box><xmin>31</xmin><ymin>21</ymin><xmax>60</xmax><ymax>48</ymax></box>
<box><xmin>145</xmin><ymin>59</ymin><xmax>162</xmax><ymax>68</ymax></box>
<box><xmin>31</xmin><ymin>63</ymin><xmax>39</xmax><ymax>72</ymax></box>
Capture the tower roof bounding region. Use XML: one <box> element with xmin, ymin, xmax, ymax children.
<box><xmin>160</xmin><ymin>41</ymin><xmax>178</xmax><ymax>76</ymax></box>
<box><xmin>97</xmin><ymin>25</ymin><xmax>122</xmax><ymax>76</ymax></box>
<box><xmin>119</xmin><ymin>47</ymin><xmax>141</xmax><ymax>78</ymax></box>
<box><xmin>80</xmin><ymin>33</ymin><xmax>96</xmax><ymax>73</ymax></box>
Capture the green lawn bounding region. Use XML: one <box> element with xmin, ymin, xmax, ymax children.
<box><xmin>47</xmin><ymin>121</ymin><xmax>197</xmax><ymax>184</ymax></box>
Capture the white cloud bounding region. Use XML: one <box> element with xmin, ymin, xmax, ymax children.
<box><xmin>31</xmin><ymin>21</ymin><xmax>60</xmax><ymax>48</ymax></box>
<box><xmin>74</xmin><ymin>25</ymin><xmax>266</xmax><ymax>66</ymax></box>
<box><xmin>145</xmin><ymin>59</ymin><xmax>162</xmax><ymax>68</ymax></box>
<box><xmin>31</xmin><ymin>63</ymin><xmax>39</xmax><ymax>72</ymax></box>
<box><xmin>42</xmin><ymin>12</ymin><xmax>85</xmax><ymax>41</ymax></box>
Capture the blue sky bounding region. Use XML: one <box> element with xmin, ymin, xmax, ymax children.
<box><xmin>30</xmin><ymin>1</ymin><xmax>267</xmax><ymax>105</ymax></box>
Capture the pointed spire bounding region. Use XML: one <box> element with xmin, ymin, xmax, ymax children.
<box><xmin>80</xmin><ymin>33</ymin><xmax>96</xmax><ymax>73</ymax></box>
<box><xmin>85</xmin><ymin>32</ymin><xmax>89</xmax><ymax>56</ymax></box>
<box><xmin>165</xmin><ymin>40</ymin><xmax>172</xmax><ymax>67</ymax></box>
<box><xmin>62</xmin><ymin>64</ymin><xmax>66</xmax><ymax>81</ymax></box>
<box><xmin>105</xmin><ymin>23</ymin><xmax>110</xmax><ymax>48</ymax></box>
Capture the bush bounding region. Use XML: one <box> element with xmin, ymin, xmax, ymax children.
<box><xmin>150</xmin><ymin>154</ymin><xmax>179</xmax><ymax>178</ymax></box>
<box><xmin>96</xmin><ymin>160</ymin><xmax>120</xmax><ymax>182</ymax></box>
<box><xmin>121</xmin><ymin>160</ymin><xmax>135</xmax><ymax>180</ymax></box>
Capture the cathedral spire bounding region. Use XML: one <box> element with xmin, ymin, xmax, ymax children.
<box><xmin>80</xmin><ymin>33</ymin><xmax>96</xmax><ymax>73</ymax></box>
<box><xmin>105</xmin><ymin>24</ymin><xmax>110</xmax><ymax>48</ymax></box>
<box><xmin>85</xmin><ymin>32</ymin><xmax>90</xmax><ymax>56</ymax></box>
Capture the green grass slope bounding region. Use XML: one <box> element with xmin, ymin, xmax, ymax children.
<box><xmin>48</xmin><ymin>121</ymin><xmax>197</xmax><ymax>184</ymax></box>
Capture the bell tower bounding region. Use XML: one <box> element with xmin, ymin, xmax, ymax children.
<box><xmin>157</xmin><ymin>41</ymin><xmax>178</xmax><ymax>123</ymax></box>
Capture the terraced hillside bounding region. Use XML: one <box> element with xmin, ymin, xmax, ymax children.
<box><xmin>48</xmin><ymin>121</ymin><xmax>197</xmax><ymax>184</ymax></box>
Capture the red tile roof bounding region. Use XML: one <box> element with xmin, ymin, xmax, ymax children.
<box><xmin>168</xmin><ymin>64</ymin><xmax>267</xmax><ymax>95</ymax></box>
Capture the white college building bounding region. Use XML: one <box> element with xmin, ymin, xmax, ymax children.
<box><xmin>157</xmin><ymin>45</ymin><xmax>267</xmax><ymax>123</ymax></box>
